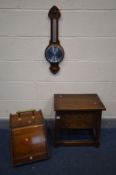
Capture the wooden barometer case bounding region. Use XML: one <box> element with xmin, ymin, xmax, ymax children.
<box><xmin>45</xmin><ymin>6</ymin><xmax>64</xmax><ymax>74</ymax></box>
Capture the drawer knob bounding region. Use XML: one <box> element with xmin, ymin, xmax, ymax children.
<box><xmin>25</xmin><ymin>138</ymin><xmax>29</xmax><ymax>142</ymax></box>
<box><xmin>32</xmin><ymin>116</ymin><xmax>35</xmax><ymax>119</ymax></box>
<box><xmin>56</xmin><ymin>116</ymin><xmax>60</xmax><ymax>119</ymax></box>
<box><xmin>29</xmin><ymin>156</ymin><xmax>33</xmax><ymax>160</ymax></box>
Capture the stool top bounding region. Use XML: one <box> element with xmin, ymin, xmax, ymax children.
<box><xmin>54</xmin><ymin>94</ymin><xmax>106</xmax><ymax>111</ymax></box>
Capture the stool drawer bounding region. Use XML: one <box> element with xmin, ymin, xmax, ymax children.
<box><xmin>55</xmin><ymin>111</ymin><xmax>100</xmax><ymax>128</ymax></box>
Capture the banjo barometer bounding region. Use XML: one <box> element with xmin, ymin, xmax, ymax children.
<box><xmin>45</xmin><ymin>6</ymin><xmax>64</xmax><ymax>74</ymax></box>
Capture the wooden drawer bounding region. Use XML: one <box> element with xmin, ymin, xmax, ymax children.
<box><xmin>55</xmin><ymin>111</ymin><xmax>101</xmax><ymax>129</ymax></box>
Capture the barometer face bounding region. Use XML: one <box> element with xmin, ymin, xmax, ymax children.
<box><xmin>45</xmin><ymin>44</ymin><xmax>64</xmax><ymax>63</ymax></box>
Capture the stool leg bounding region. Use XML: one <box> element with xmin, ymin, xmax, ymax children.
<box><xmin>94</xmin><ymin>114</ymin><xmax>101</xmax><ymax>147</ymax></box>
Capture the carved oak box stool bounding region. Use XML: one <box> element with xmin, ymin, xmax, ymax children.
<box><xmin>54</xmin><ymin>94</ymin><xmax>106</xmax><ymax>147</ymax></box>
<box><xmin>10</xmin><ymin>110</ymin><xmax>48</xmax><ymax>166</ymax></box>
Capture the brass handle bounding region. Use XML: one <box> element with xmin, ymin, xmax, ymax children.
<box><xmin>17</xmin><ymin>109</ymin><xmax>36</xmax><ymax>119</ymax></box>
<box><xmin>17</xmin><ymin>109</ymin><xmax>35</xmax><ymax>114</ymax></box>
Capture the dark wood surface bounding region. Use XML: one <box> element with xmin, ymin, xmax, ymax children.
<box><xmin>54</xmin><ymin>94</ymin><xmax>106</xmax><ymax>111</ymax></box>
<box><xmin>10</xmin><ymin>110</ymin><xmax>48</xmax><ymax>166</ymax></box>
<box><xmin>54</xmin><ymin>94</ymin><xmax>106</xmax><ymax>147</ymax></box>
<box><xmin>48</xmin><ymin>6</ymin><xmax>61</xmax><ymax>44</ymax></box>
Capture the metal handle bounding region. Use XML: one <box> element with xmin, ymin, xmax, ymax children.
<box><xmin>17</xmin><ymin>109</ymin><xmax>35</xmax><ymax>114</ymax></box>
<box><xmin>17</xmin><ymin>109</ymin><xmax>36</xmax><ymax>119</ymax></box>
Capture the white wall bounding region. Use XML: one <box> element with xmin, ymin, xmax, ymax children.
<box><xmin>0</xmin><ymin>0</ymin><xmax>116</xmax><ymax>119</ymax></box>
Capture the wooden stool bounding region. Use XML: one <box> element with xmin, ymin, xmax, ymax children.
<box><xmin>54</xmin><ymin>94</ymin><xmax>106</xmax><ymax>147</ymax></box>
